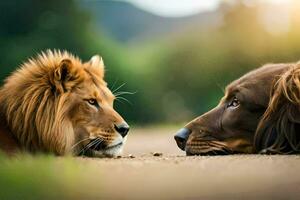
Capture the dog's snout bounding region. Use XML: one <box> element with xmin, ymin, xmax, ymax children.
<box><xmin>114</xmin><ymin>122</ymin><xmax>130</xmax><ymax>138</ymax></box>
<box><xmin>174</xmin><ymin>128</ymin><xmax>191</xmax><ymax>151</ymax></box>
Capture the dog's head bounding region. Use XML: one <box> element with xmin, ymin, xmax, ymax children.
<box><xmin>175</xmin><ymin>64</ymin><xmax>290</xmax><ymax>155</ymax></box>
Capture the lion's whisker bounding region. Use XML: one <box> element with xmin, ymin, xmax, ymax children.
<box><xmin>116</xmin><ymin>96</ymin><xmax>132</xmax><ymax>105</ymax></box>
<box><xmin>112</xmin><ymin>83</ymin><xmax>126</xmax><ymax>94</ymax></box>
<box><xmin>79</xmin><ymin>138</ymin><xmax>100</xmax><ymax>156</ymax></box>
<box><xmin>94</xmin><ymin>138</ymin><xmax>104</xmax><ymax>150</ymax></box>
<box><xmin>114</xmin><ymin>91</ymin><xmax>137</xmax><ymax>97</ymax></box>
<box><xmin>80</xmin><ymin>141</ymin><xmax>96</xmax><ymax>156</ymax></box>
<box><xmin>71</xmin><ymin>137</ymin><xmax>91</xmax><ymax>150</ymax></box>
<box><xmin>110</xmin><ymin>79</ymin><xmax>119</xmax><ymax>92</ymax></box>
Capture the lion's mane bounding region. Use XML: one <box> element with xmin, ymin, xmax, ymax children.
<box><xmin>0</xmin><ymin>50</ymin><xmax>85</xmax><ymax>155</ymax></box>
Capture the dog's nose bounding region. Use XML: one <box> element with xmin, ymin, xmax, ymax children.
<box><xmin>114</xmin><ymin>122</ymin><xmax>130</xmax><ymax>138</ymax></box>
<box><xmin>174</xmin><ymin>128</ymin><xmax>191</xmax><ymax>151</ymax></box>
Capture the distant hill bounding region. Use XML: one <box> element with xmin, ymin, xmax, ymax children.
<box><xmin>79</xmin><ymin>0</ymin><xmax>222</xmax><ymax>43</ymax></box>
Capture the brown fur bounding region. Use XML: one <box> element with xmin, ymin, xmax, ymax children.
<box><xmin>0</xmin><ymin>50</ymin><xmax>128</xmax><ymax>156</ymax></box>
<box><xmin>254</xmin><ymin>63</ymin><xmax>300</xmax><ymax>154</ymax></box>
<box><xmin>175</xmin><ymin>63</ymin><xmax>295</xmax><ymax>155</ymax></box>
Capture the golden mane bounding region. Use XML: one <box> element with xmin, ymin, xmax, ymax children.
<box><xmin>0</xmin><ymin>50</ymin><xmax>85</xmax><ymax>155</ymax></box>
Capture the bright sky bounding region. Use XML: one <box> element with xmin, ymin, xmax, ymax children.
<box><xmin>127</xmin><ymin>0</ymin><xmax>221</xmax><ymax>17</ymax></box>
<box><xmin>126</xmin><ymin>0</ymin><xmax>292</xmax><ymax>18</ymax></box>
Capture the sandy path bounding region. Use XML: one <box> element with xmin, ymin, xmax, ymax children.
<box><xmin>74</xmin><ymin>127</ymin><xmax>300</xmax><ymax>200</ymax></box>
<box><xmin>123</xmin><ymin>126</ymin><xmax>184</xmax><ymax>156</ymax></box>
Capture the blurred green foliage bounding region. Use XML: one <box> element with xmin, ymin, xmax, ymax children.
<box><xmin>0</xmin><ymin>154</ymin><xmax>104</xmax><ymax>200</ymax></box>
<box><xmin>2</xmin><ymin>0</ymin><xmax>300</xmax><ymax>124</ymax></box>
<box><xmin>120</xmin><ymin>1</ymin><xmax>300</xmax><ymax>123</ymax></box>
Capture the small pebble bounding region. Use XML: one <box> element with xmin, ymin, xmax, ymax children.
<box><xmin>153</xmin><ymin>152</ymin><xmax>163</xmax><ymax>157</ymax></box>
<box><xmin>128</xmin><ymin>154</ymin><xmax>135</xmax><ymax>158</ymax></box>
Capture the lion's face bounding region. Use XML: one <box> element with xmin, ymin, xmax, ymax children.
<box><xmin>63</xmin><ymin>56</ymin><xmax>129</xmax><ymax>157</ymax></box>
<box><xmin>0</xmin><ymin>50</ymin><xmax>129</xmax><ymax>157</ymax></box>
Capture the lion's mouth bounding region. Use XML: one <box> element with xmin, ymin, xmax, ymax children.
<box><xmin>105</xmin><ymin>142</ymin><xmax>123</xmax><ymax>150</ymax></box>
<box><xmin>79</xmin><ymin>138</ymin><xmax>124</xmax><ymax>157</ymax></box>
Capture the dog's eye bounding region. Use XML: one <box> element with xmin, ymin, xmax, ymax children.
<box><xmin>87</xmin><ymin>99</ymin><xmax>100</xmax><ymax>108</ymax></box>
<box><xmin>228</xmin><ymin>97</ymin><xmax>240</xmax><ymax>108</ymax></box>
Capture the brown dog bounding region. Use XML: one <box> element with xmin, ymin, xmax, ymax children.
<box><xmin>175</xmin><ymin>62</ymin><xmax>300</xmax><ymax>155</ymax></box>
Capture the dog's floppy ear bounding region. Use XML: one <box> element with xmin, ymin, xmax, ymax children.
<box><xmin>254</xmin><ymin>65</ymin><xmax>300</xmax><ymax>154</ymax></box>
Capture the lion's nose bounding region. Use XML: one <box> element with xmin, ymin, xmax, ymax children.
<box><xmin>174</xmin><ymin>128</ymin><xmax>191</xmax><ymax>151</ymax></box>
<box><xmin>114</xmin><ymin>122</ymin><xmax>130</xmax><ymax>138</ymax></box>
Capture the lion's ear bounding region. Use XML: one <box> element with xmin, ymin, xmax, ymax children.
<box><xmin>89</xmin><ymin>55</ymin><xmax>105</xmax><ymax>77</ymax></box>
<box><xmin>55</xmin><ymin>59</ymin><xmax>72</xmax><ymax>82</ymax></box>
<box><xmin>90</xmin><ymin>55</ymin><xmax>104</xmax><ymax>68</ymax></box>
<box><xmin>53</xmin><ymin>59</ymin><xmax>76</xmax><ymax>93</ymax></box>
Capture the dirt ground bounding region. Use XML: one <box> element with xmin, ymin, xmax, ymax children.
<box><xmin>77</xmin><ymin>127</ymin><xmax>300</xmax><ymax>200</ymax></box>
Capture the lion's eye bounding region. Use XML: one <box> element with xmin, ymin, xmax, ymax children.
<box><xmin>87</xmin><ymin>99</ymin><xmax>100</xmax><ymax>108</ymax></box>
<box><xmin>227</xmin><ymin>97</ymin><xmax>240</xmax><ymax>108</ymax></box>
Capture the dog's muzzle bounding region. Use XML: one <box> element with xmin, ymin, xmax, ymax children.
<box><xmin>174</xmin><ymin>128</ymin><xmax>191</xmax><ymax>151</ymax></box>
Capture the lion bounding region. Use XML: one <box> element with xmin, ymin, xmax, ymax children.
<box><xmin>0</xmin><ymin>50</ymin><xmax>130</xmax><ymax>157</ymax></box>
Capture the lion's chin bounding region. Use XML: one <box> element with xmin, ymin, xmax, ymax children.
<box><xmin>86</xmin><ymin>142</ymin><xmax>124</xmax><ymax>158</ymax></box>
<box><xmin>79</xmin><ymin>136</ymin><xmax>127</xmax><ymax>158</ymax></box>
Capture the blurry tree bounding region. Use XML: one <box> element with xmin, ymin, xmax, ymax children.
<box><xmin>2</xmin><ymin>0</ymin><xmax>300</xmax><ymax>124</ymax></box>
<box><xmin>0</xmin><ymin>0</ymin><xmax>134</xmax><ymax>122</ymax></box>
<box><xmin>127</xmin><ymin>0</ymin><xmax>300</xmax><ymax>123</ymax></box>
<box><xmin>0</xmin><ymin>0</ymin><xmax>88</xmax><ymax>80</ymax></box>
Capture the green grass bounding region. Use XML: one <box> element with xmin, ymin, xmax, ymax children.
<box><xmin>0</xmin><ymin>154</ymin><xmax>100</xmax><ymax>200</ymax></box>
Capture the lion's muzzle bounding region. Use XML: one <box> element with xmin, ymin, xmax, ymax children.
<box><xmin>114</xmin><ymin>122</ymin><xmax>130</xmax><ymax>138</ymax></box>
